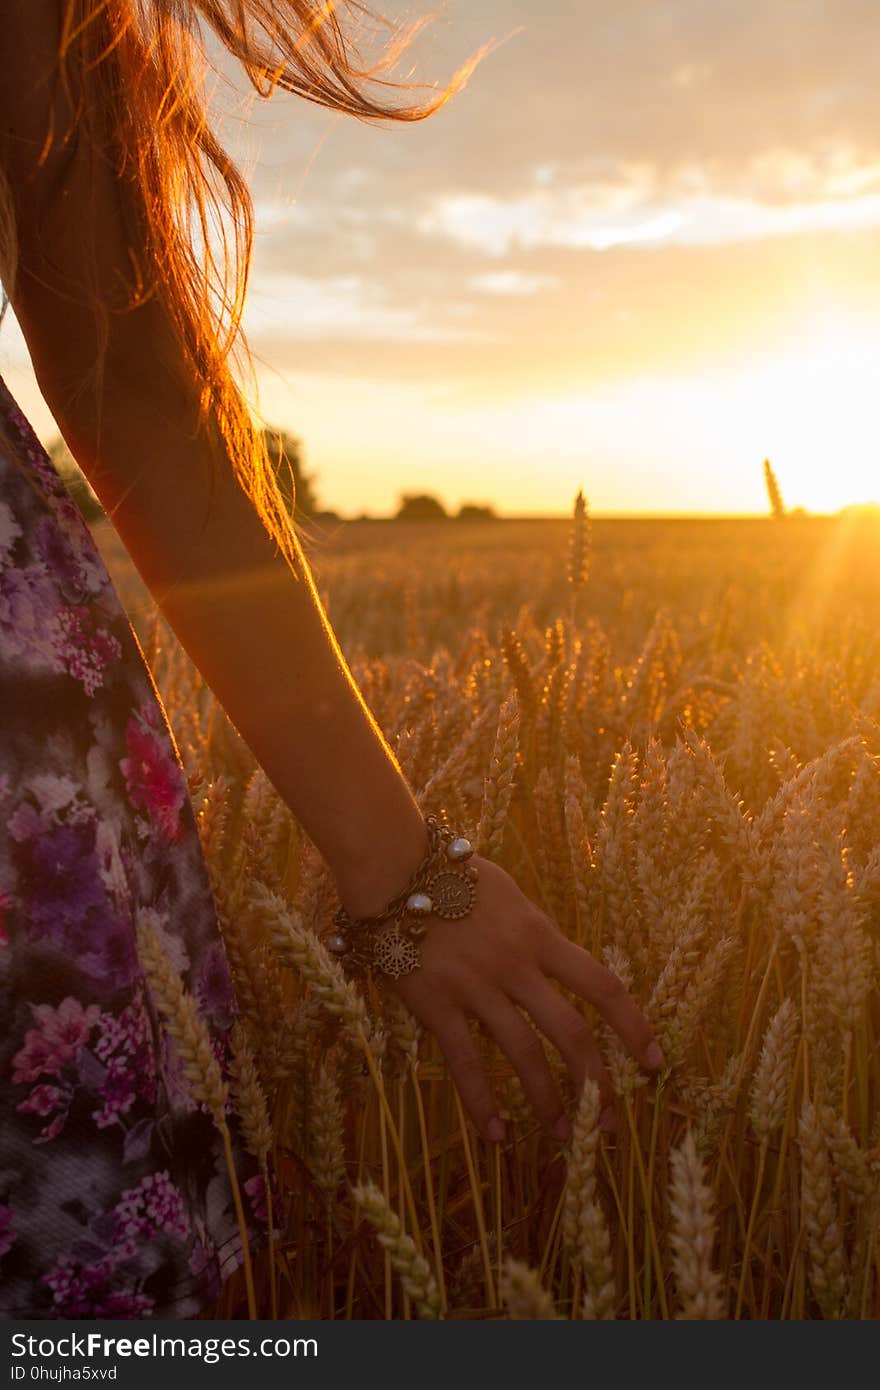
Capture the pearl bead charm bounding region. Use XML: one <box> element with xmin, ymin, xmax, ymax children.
<box><xmin>330</xmin><ymin>816</ymin><xmax>479</xmax><ymax>978</ymax></box>
<box><xmin>447</xmin><ymin>836</ymin><xmax>473</xmax><ymax>862</ymax></box>
<box><xmin>406</xmin><ymin>891</ymin><xmax>433</xmax><ymax>915</ymax></box>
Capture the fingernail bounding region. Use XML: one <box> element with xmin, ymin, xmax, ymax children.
<box><xmin>645</xmin><ymin>1041</ymin><xmax>663</xmax><ymax>1070</ymax></box>
<box><xmin>487</xmin><ymin>1116</ymin><xmax>505</xmax><ymax>1143</ymax></box>
<box><xmin>553</xmin><ymin>1114</ymin><xmax>571</xmax><ymax>1141</ymax></box>
<box><xmin>600</xmin><ymin>1105</ymin><xmax>618</xmax><ymax>1134</ymax></box>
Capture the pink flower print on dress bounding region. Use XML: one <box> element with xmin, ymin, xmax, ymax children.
<box><xmin>10</xmin><ymin>1030</ymin><xmax>64</xmax><ymax>1086</ymax></box>
<box><xmin>11</xmin><ymin>997</ymin><xmax>100</xmax><ymax>1084</ymax></box>
<box><xmin>31</xmin><ymin>997</ymin><xmax>101</xmax><ymax>1060</ymax></box>
<box><xmin>49</xmin><ymin>605</ymin><xmax>122</xmax><ymax>696</ymax></box>
<box><xmin>91</xmin><ymin>1057</ymin><xmax>137</xmax><ymax>1130</ymax></box>
<box><xmin>42</xmin><ymin>1254</ymin><xmax>155</xmax><ymax>1319</ymax></box>
<box><xmin>16</xmin><ymin>1082</ymin><xmax>67</xmax><ymax>1118</ymax></box>
<box><xmin>16</xmin><ymin>1083</ymin><xmax>70</xmax><ymax>1143</ymax></box>
<box><xmin>113</xmin><ymin>1171</ymin><xmax>190</xmax><ymax>1256</ymax></box>
<box><xmin>119</xmin><ymin>703</ymin><xmax>186</xmax><ymax>843</ymax></box>
<box><xmin>91</xmin><ymin>991</ymin><xmax>157</xmax><ymax>1127</ymax></box>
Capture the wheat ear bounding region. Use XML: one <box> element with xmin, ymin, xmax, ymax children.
<box><xmin>136</xmin><ymin>920</ymin><xmax>257</xmax><ymax>1318</ymax></box>
<box><xmin>669</xmin><ymin>1130</ymin><xmax>725</xmax><ymax>1319</ymax></box>
<box><xmin>798</xmin><ymin>1101</ymin><xmax>847</xmax><ymax>1318</ymax></box>
<box><xmin>352</xmin><ymin>1181</ymin><xmax>441</xmax><ymax>1319</ymax></box>
<box><xmin>562</xmin><ymin>1078</ymin><xmax>615</xmax><ymax>1319</ymax></box>
<box><xmin>502</xmin><ymin>1258</ymin><xmax>558</xmax><ymax>1319</ymax></box>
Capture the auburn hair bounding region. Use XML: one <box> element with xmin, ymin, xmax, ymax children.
<box><xmin>0</xmin><ymin>1</ymin><xmax>486</xmax><ymax>569</ymax></box>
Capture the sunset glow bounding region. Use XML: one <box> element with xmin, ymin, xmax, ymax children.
<box><xmin>3</xmin><ymin>1</ymin><xmax>880</xmax><ymax>517</ymax></box>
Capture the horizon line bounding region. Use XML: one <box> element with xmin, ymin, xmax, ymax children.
<box><xmin>317</xmin><ymin>507</ymin><xmax>878</xmax><ymax>522</ymax></box>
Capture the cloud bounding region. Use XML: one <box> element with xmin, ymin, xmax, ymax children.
<box><xmin>229</xmin><ymin>1</ymin><xmax>880</xmax><ymax>202</ymax></box>
<box><xmin>244</xmin><ymin>272</ymin><xmax>486</xmax><ymax>343</ymax></box>
<box><xmin>467</xmin><ymin>270</ymin><xmax>559</xmax><ymax>294</ymax></box>
<box><xmin>244</xmin><ymin>224</ymin><xmax>880</xmax><ymax>406</ymax></box>
<box><xmin>419</xmin><ymin>190</ymin><xmax>682</xmax><ymax>254</ymax></box>
<box><xmin>418</xmin><ymin>186</ymin><xmax>880</xmax><ymax>255</ymax></box>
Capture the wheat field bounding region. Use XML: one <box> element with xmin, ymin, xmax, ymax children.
<box><xmin>97</xmin><ymin>502</ymin><xmax>880</xmax><ymax>1320</ymax></box>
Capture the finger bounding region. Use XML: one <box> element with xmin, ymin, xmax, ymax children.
<box><xmin>431</xmin><ymin>1010</ymin><xmax>504</xmax><ymax>1143</ymax></box>
<box><xmin>507</xmin><ymin>969</ymin><xmax>612</xmax><ymax>1103</ymax></box>
<box><xmin>474</xmin><ymin>989</ymin><xmax>569</xmax><ymax>1138</ymax></box>
<box><xmin>536</xmin><ymin>931</ymin><xmax>662</xmax><ymax>1071</ymax></box>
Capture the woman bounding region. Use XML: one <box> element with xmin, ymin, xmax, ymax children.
<box><xmin>0</xmin><ymin>1</ymin><xmax>661</xmax><ymax>1318</ymax></box>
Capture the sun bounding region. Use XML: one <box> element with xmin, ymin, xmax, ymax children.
<box><xmin>740</xmin><ymin>312</ymin><xmax>880</xmax><ymax>514</ymax></box>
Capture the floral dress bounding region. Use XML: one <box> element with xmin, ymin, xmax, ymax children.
<box><xmin>0</xmin><ymin>370</ymin><xmax>265</xmax><ymax>1318</ymax></box>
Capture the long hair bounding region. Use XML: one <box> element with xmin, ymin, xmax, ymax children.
<box><xmin>0</xmin><ymin>1</ymin><xmax>486</xmax><ymax>570</ymax></box>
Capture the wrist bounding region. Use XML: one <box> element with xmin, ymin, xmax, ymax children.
<box><xmin>331</xmin><ymin>808</ymin><xmax>431</xmax><ymax>920</ymax></box>
<box><xmin>329</xmin><ymin>813</ymin><xmax>479</xmax><ymax>978</ymax></box>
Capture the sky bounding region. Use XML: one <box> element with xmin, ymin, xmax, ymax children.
<box><xmin>3</xmin><ymin>0</ymin><xmax>880</xmax><ymax>516</ymax></box>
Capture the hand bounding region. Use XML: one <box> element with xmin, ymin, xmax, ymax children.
<box><xmin>391</xmin><ymin>855</ymin><xmax>662</xmax><ymax>1142</ymax></box>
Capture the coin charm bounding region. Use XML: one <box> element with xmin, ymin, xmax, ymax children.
<box><xmin>333</xmin><ymin>817</ymin><xmax>480</xmax><ymax>978</ymax></box>
<box><xmin>373</xmin><ymin>928</ymin><xmax>421</xmax><ymax>978</ymax></box>
<box><xmin>426</xmin><ymin>868</ymin><xmax>477</xmax><ymax>919</ymax></box>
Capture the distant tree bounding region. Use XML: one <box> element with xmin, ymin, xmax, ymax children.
<box><xmin>46</xmin><ymin>436</ymin><xmax>104</xmax><ymax>523</ymax></box>
<box><xmin>763</xmin><ymin>459</ymin><xmax>786</xmax><ymax>520</ymax></box>
<box><xmin>457</xmin><ymin>502</ymin><xmax>497</xmax><ymax>521</ymax></box>
<box><xmin>262</xmin><ymin>428</ymin><xmax>321</xmax><ymax>518</ymax></box>
<box><xmin>395</xmin><ymin>492</ymin><xmax>448</xmax><ymax>521</ymax></box>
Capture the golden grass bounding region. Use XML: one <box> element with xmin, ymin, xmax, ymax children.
<box><xmin>99</xmin><ymin>506</ymin><xmax>880</xmax><ymax>1320</ymax></box>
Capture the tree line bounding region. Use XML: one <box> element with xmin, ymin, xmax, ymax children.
<box><xmin>45</xmin><ymin>427</ymin><xmax>497</xmax><ymax>524</ymax></box>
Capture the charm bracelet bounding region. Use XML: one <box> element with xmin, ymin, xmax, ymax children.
<box><xmin>327</xmin><ymin>814</ymin><xmax>478</xmax><ymax>979</ymax></box>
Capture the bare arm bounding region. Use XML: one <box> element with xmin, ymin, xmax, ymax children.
<box><xmin>0</xmin><ymin>0</ymin><xmax>430</xmax><ymax>914</ymax></box>
<box><xmin>0</xmin><ymin>0</ymin><xmax>662</xmax><ymax>1139</ymax></box>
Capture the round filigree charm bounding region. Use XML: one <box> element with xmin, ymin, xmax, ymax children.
<box><xmin>373</xmin><ymin>928</ymin><xmax>421</xmax><ymax>978</ymax></box>
<box><xmin>426</xmin><ymin>868</ymin><xmax>477</xmax><ymax>920</ymax></box>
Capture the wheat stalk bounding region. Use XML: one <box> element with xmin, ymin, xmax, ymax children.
<box><xmin>750</xmin><ymin>999</ymin><xmax>798</xmax><ymax>1141</ymax></box>
<box><xmin>476</xmin><ymin>689</ymin><xmax>520</xmax><ymax>857</ymax></box>
<box><xmin>798</xmin><ymin>1101</ymin><xmax>848</xmax><ymax>1318</ymax></box>
<box><xmin>256</xmin><ymin>882</ymin><xmax>373</xmax><ymax>1044</ymax></box>
<box><xmin>352</xmin><ymin>1182</ymin><xmax>441</xmax><ymax>1319</ymax></box>
<box><xmin>669</xmin><ymin>1130</ymin><xmax>725</xmax><ymax>1319</ymax></box>
<box><xmin>136</xmin><ymin>918</ymin><xmax>257</xmax><ymax>1318</ymax></box>
<box><xmin>562</xmin><ymin>1079</ymin><xmax>615</xmax><ymax>1319</ymax></box>
<box><xmin>309</xmin><ymin>1054</ymin><xmax>347</xmax><ymax>1203</ymax></box>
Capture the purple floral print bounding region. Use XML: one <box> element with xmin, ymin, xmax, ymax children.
<box><xmin>0</xmin><ymin>371</ymin><xmax>265</xmax><ymax>1318</ymax></box>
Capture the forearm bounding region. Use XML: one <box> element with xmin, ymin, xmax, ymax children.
<box><xmin>54</xmin><ymin>368</ymin><xmax>429</xmax><ymax>917</ymax></box>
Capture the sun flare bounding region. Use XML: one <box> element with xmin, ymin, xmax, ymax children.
<box><xmin>737</xmin><ymin>312</ymin><xmax>880</xmax><ymax>513</ymax></box>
